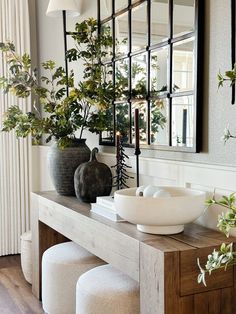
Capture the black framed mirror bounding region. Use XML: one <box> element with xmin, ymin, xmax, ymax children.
<box><xmin>231</xmin><ymin>0</ymin><xmax>235</xmax><ymax>105</ymax></box>
<box><xmin>98</xmin><ymin>0</ymin><xmax>204</xmax><ymax>152</ymax></box>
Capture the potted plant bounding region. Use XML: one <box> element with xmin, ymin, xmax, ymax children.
<box><xmin>197</xmin><ymin>63</ymin><xmax>236</xmax><ymax>286</ymax></box>
<box><xmin>0</xmin><ymin>18</ymin><xmax>114</xmax><ymax>195</ymax></box>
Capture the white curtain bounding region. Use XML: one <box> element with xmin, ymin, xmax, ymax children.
<box><xmin>0</xmin><ymin>0</ymin><xmax>31</xmax><ymax>256</ymax></box>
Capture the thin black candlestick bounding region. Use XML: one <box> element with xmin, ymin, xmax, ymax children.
<box><xmin>182</xmin><ymin>109</ymin><xmax>187</xmax><ymax>145</ymax></box>
<box><xmin>135</xmin><ymin>148</ymin><xmax>141</xmax><ymax>187</ymax></box>
<box><xmin>62</xmin><ymin>10</ymin><xmax>69</xmax><ymax>97</ymax></box>
<box><xmin>134</xmin><ymin>108</ymin><xmax>141</xmax><ymax>187</ymax></box>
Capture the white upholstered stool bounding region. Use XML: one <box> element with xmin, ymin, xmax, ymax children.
<box><xmin>42</xmin><ymin>242</ymin><xmax>105</xmax><ymax>314</ymax></box>
<box><xmin>76</xmin><ymin>264</ymin><xmax>140</xmax><ymax>314</ymax></box>
<box><xmin>20</xmin><ymin>231</ymin><xmax>32</xmax><ymax>284</ymax></box>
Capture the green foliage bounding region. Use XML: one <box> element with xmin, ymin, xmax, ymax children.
<box><xmin>197</xmin><ymin>243</ymin><xmax>235</xmax><ymax>286</ymax></box>
<box><xmin>207</xmin><ymin>193</ymin><xmax>236</xmax><ymax>237</ymax></box>
<box><xmin>197</xmin><ymin>64</ymin><xmax>236</xmax><ymax>287</ymax></box>
<box><xmin>112</xmin><ymin>58</ymin><xmax>167</xmax><ymax>142</ymax></box>
<box><xmin>67</xmin><ymin>18</ymin><xmax>114</xmax><ymax>111</ymax></box>
<box><xmin>0</xmin><ymin>19</ymin><xmax>114</xmax><ymax>147</ymax></box>
<box><xmin>218</xmin><ymin>63</ymin><xmax>236</xmax><ymax>88</ymax></box>
<box><xmin>197</xmin><ymin>192</ymin><xmax>236</xmax><ymax>286</ymax></box>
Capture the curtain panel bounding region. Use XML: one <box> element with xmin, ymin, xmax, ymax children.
<box><xmin>0</xmin><ymin>0</ymin><xmax>31</xmax><ymax>256</ymax></box>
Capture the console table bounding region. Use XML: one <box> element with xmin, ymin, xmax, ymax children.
<box><xmin>31</xmin><ymin>191</ymin><xmax>236</xmax><ymax>314</ymax></box>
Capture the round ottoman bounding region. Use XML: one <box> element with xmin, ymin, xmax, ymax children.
<box><xmin>76</xmin><ymin>264</ymin><xmax>140</xmax><ymax>314</ymax></box>
<box><xmin>42</xmin><ymin>242</ymin><xmax>105</xmax><ymax>314</ymax></box>
<box><xmin>20</xmin><ymin>231</ymin><xmax>32</xmax><ymax>284</ymax></box>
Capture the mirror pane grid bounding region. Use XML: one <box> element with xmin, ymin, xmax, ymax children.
<box><xmin>150</xmin><ymin>47</ymin><xmax>169</xmax><ymax>97</ymax></box>
<box><xmin>115</xmin><ymin>58</ymin><xmax>130</xmax><ymax>100</ymax></box>
<box><xmin>115</xmin><ymin>102</ymin><xmax>130</xmax><ymax>144</ymax></box>
<box><xmin>132</xmin><ymin>101</ymin><xmax>148</xmax><ymax>146</ymax></box>
<box><xmin>131</xmin><ymin>53</ymin><xmax>147</xmax><ymax>99</ymax></box>
<box><xmin>171</xmin><ymin>95</ymin><xmax>194</xmax><ymax>148</ymax></box>
<box><xmin>100</xmin><ymin>105</ymin><xmax>115</xmax><ymax>144</ymax></box>
<box><xmin>115</xmin><ymin>11</ymin><xmax>129</xmax><ymax>57</ymax></box>
<box><xmin>115</xmin><ymin>0</ymin><xmax>128</xmax><ymax>13</ymax></box>
<box><xmin>173</xmin><ymin>0</ymin><xmax>195</xmax><ymax>38</ymax></box>
<box><xmin>172</xmin><ymin>37</ymin><xmax>195</xmax><ymax>93</ymax></box>
<box><xmin>100</xmin><ymin>0</ymin><xmax>113</xmax><ymax>20</ymax></box>
<box><xmin>132</xmin><ymin>2</ymin><xmax>148</xmax><ymax>52</ymax></box>
<box><xmin>150</xmin><ymin>98</ymin><xmax>169</xmax><ymax>146</ymax></box>
<box><xmin>101</xmin><ymin>21</ymin><xmax>113</xmax><ymax>62</ymax></box>
<box><xmin>98</xmin><ymin>0</ymin><xmax>202</xmax><ymax>151</ymax></box>
<box><xmin>151</xmin><ymin>0</ymin><xmax>169</xmax><ymax>45</ymax></box>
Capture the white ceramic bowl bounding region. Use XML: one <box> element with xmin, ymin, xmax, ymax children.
<box><xmin>114</xmin><ymin>186</ymin><xmax>206</xmax><ymax>235</ymax></box>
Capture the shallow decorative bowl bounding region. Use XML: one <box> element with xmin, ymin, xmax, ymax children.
<box><xmin>114</xmin><ymin>187</ymin><xmax>206</xmax><ymax>235</ymax></box>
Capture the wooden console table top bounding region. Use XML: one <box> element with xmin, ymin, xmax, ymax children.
<box><xmin>31</xmin><ymin>191</ymin><xmax>236</xmax><ymax>314</ymax></box>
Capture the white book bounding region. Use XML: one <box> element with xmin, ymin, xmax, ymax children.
<box><xmin>96</xmin><ymin>196</ymin><xmax>116</xmax><ymax>211</ymax></box>
<box><xmin>91</xmin><ymin>203</ymin><xmax>125</xmax><ymax>222</ymax></box>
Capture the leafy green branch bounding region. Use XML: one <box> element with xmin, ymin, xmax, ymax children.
<box><xmin>197</xmin><ymin>242</ymin><xmax>236</xmax><ymax>286</ymax></box>
<box><xmin>197</xmin><ymin>63</ymin><xmax>236</xmax><ymax>287</ymax></box>
<box><xmin>0</xmin><ymin>18</ymin><xmax>114</xmax><ymax>148</ymax></box>
<box><xmin>218</xmin><ymin>63</ymin><xmax>236</xmax><ymax>88</ymax></box>
<box><xmin>197</xmin><ymin>193</ymin><xmax>236</xmax><ymax>286</ymax></box>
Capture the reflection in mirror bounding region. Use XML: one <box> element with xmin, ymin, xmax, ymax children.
<box><xmin>132</xmin><ymin>101</ymin><xmax>147</xmax><ymax>145</ymax></box>
<box><xmin>100</xmin><ymin>63</ymin><xmax>114</xmax><ymax>144</ymax></box>
<box><xmin>115</xmin><ymin>59</ymin><xmax>129</xmax><ymax>100</ymax></box>
<box><xmin>115</xmin><ymin>0</ymin><xmax>128</xmax><ymax>13</ymax></box>
<box><xmin>115</xmin><ymin>12</ymin><xmax>129</xmax><ymax>57</ymax></box>
<box><xmin>173</xmin><ymin>0</ymin><xmax>195</xmax><ymax>37</ymax></box>
<box><xmin>150</xmin><ymin>47</ymin><xmax>169</xmax><ymax>97</ymax></box>
<box><xmin>98</xmin><ymin>0</ymin><xmax>203</xmax><ymax>151</ymax></box>
<box><xmin>103</xmin><ymin>63</ymin><xmax>113</xmax><ymax>87</ymax></box>
<box><xmin>151</xmin><ymin>0</ymin><xmax>169</xmax><ymax>45</ymax></box>
<box><xmin>116</xmin><ymin>103</ymin><xmax>130</xmax><ymax>144</ymax></box>
<box><xmin>150</xmin><ymin>99</ymin><xmax>169</xmax><ymax>145</ymax></box>
<box><xmin>172</xmin><ymin>38</ymin><xmax>194</xmax><ymax>93</ymax></box>
<box><xmin>101</xmin><ymin>21</ymin><xmax>113</xmax><ymax>62</ymax></box>
<box><xmin>100</xmin><ymin>0</ymin><xmax>112</xmax><ymax>20</ymax></box>
<box><xmin>172</xmin><ymin>95</ymin><xmax>194</xmax><ymax>147</ymax></box>
<box><xmin>100</xmin><ymin>106</ymin><xmax>114</xmax><ymax>143</ymax></box>
<box><xmin>132</xmin><ymin>2</ymin><xmax>147</xmax><ymax>52</ymax></box>
<box><xmin>131</xmin><ymin>53</ymin><xmax>147</xmax><ymax>98</ymax></box>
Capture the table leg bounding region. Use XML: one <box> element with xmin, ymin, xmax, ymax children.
<box><xmin>31</xmin><ymin>194</ymin><xmax>68</xmax><ymax>299</ymax></box>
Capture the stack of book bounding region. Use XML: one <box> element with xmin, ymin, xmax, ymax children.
<box><xmin>91</xmin><ymin>196</ymin><xmax>125</xmax><ymax>222</ymax></box>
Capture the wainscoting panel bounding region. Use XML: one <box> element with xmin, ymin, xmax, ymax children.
<box><xmin>34</xmin><ymin>146</ymin><xmax>236</xmax><ymax>233</ymax></box>
<box><xmin>99</xmin><ymin>153</ymin><xmax>236</xmax><ymax>233</ymax></box>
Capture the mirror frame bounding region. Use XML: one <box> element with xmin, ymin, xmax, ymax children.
<box><xmin>231</xmin><ymin>0</ymin><xmax>235</xmax><ymax>105</ymax></box>
<box><xmin>98</xmin><ymin>0</ymin><xmax>204</xmax><ymax>152</ymax></box>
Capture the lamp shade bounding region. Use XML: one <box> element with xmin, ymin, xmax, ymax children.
<box><xmin>46</xmin><ymin>0</ymin><xmax>80</xmax><ymax>17</ymax></box>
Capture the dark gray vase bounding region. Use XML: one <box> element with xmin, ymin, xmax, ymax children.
<box><xmin>47</xmin><ymin>139</ymin><xmax>91</xmax><ymax>196</ymax></box>
<box><xmin>74</xmin><ymin>147</ymin><xmax>112</xmax><ymax>203</ymax></box>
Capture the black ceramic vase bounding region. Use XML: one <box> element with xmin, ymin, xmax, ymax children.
<box><xmin>74</xmin><ymin>147</ymin><xmax>112</xmax><ymax>203</ymax></box>
<box><xmin>47</xmin><ymin>139</ymin><xmax>91</xmax><ymax>196</ymax></box>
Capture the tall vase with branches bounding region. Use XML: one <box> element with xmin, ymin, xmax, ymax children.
<box><xmin>0</xmin><ymin>18</ymin><xmax>115</xmax><ymax>195</ymax></box>
<box><xmin>0</xmin><ymin>18</ymin><xmax>114</xmax><ymax>148</ymax></box>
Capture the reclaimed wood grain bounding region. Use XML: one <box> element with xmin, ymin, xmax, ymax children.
<box><xmin>180</xmin><ymin>247</ymin><xmax>233</xmax><ymax>296</ymax></box>
<box><xmin>179</xmin><ymin>295</ymin><xmax>194</xmax><ymax>313</ymax></box>
<box><xmin>140</xmin><ymin>242</ymin><xmax>165</xmax><ymax>314</ymax></box>
<box><xmin>221</xmin><ymin>287</ymin><xmax>233</xmax><ymax>314</ymax></box>
<box><xmin>32</xmin><ymin>191</ymin><xmax>236</xmax><ymax>314</ymax></box>
<box><xmin>164</xmin><ymin>251</ymin><xmax>180</xmax><ymax>313</ymax></box>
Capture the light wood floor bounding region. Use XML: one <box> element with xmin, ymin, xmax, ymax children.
<box><xmin>0</xmin><ymin>255</ymin><xmax>43</xmax><ymax>314</ymax></box>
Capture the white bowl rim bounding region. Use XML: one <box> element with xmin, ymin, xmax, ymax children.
<box><xmin>114</xmin><ymin>186</ymin><xmax>206</xmax><ymax>199</ymax></box>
